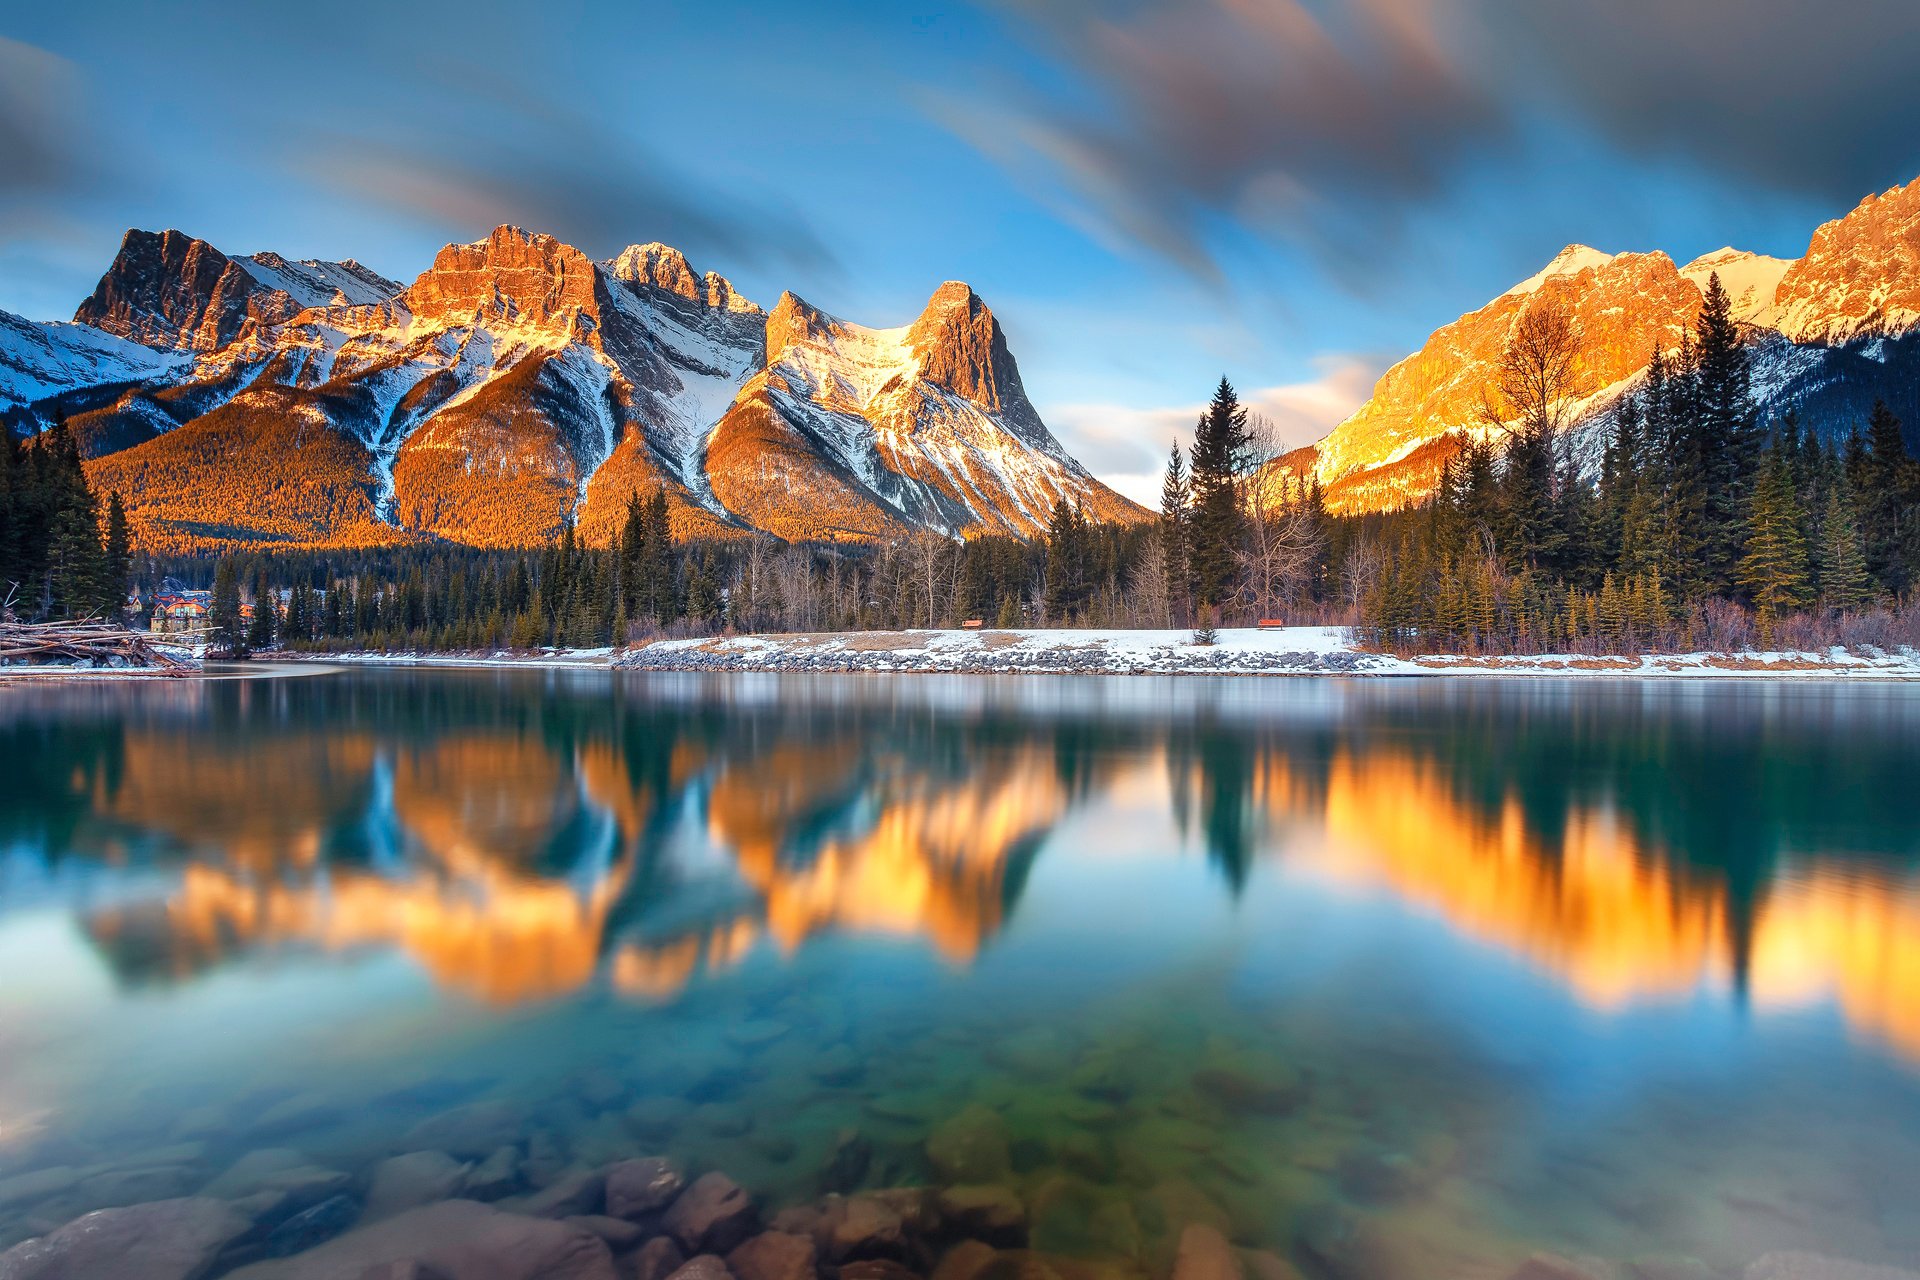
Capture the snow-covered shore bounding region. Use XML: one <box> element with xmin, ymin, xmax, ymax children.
<box><xmin>613</xmin><ymin>626</ymin><xmax>1920</xmax><ymax>679</ymax></box>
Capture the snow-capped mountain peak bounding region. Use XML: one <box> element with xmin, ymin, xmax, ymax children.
<box><xmin>1504</xmin><ymin>244</ymin><xmax>1616</xmax><ymax>297</ymax></box>
<box><xmin>1679</xmin><ymin>247</ymin><xmax>1793</xmax><ymax>326</ymax></box>
<box><xmin>9</xmin><ymin>225</ymin><xmax>1144</xmax><ymax>551</ymax></box>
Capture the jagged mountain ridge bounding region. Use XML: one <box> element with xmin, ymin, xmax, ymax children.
<box><xmin>1291</xmin><ymin>174</ymin><xmax>1920</xmax><ymax>514</ymax></box>
<box><xmin>7</xmin><ymin>225</ymin><xmax>1142</xmax><ymax>551</ymax></box>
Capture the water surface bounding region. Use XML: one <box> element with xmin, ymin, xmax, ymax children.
<box><xmin>3</xmin><ymin>668</ymin><xmax>1919</xmax><ymax>1276</ymax></box>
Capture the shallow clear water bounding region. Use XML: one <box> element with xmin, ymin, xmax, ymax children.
<box><xmin>3</xmin><ymin>666</ymin><xmax>1920</xmax><ymax>1277</ymax></box>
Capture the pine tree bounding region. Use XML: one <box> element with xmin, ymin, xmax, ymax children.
<box><xmin>1187</xmin><ymin>378</ymin><xmax>1251</xmax><ymax>611</ymax></box>
<box><xmin>102</xmin><ymin>492</ymin><xmax>132</xmax><ymax>622</ymax></box>
<box><xmin>1690</xmin><ymin>273</ymin><xmax>1759</xmax><ymax>591</ymax></box>
<box><xmin>209</xmin><ymin>558</ymin><xmax>246</xmax><ymax>658</ymax></box>
<box><xmin>1737</xmin><ymin>448</ymin><xmax>1813</xmax><ymax>632</ymax></box>
<box><xmin>1158</xmin><ymin>437</ymin><xmax>1191</xmax><ymax>624</ymax></box>
<box><xmin>1856</xmin><ymin>400</ymin><xmax>1917</xmax><ymax>593</ymax></box>
<box><xmin>1044</xmin><ymin>499</ymin><xmax>1089</xmax><ymax>621</ymax></box>
<box><xmin>246</xmin><ymin>569</ymin><xmax>278</xmax><ymax>652</ymax></box>
<box><xmin>1817</xmin><ymin>474</ymin><xmax>1874</xmax><ymax>612</ymax></box>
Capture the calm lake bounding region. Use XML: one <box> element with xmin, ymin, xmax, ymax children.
<box><xmin>3</xmin><ymin>667</ymin><xmax>1919</xmax><ymax>1277</ymax></box>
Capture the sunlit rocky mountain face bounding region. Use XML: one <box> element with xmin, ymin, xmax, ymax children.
<box><xmin>1288</xmin><ymin>174</ymin><xmax>1920</xmax><ymax>513</ymax></box>
<box><xmin>1</xmin><ymin>227</ymin><xmax>1143</xmax><ymax>551</ymax></box>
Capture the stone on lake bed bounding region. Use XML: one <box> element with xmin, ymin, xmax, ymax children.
<box><xmin>363</xmin><ymin>1151</ymin><xmax>472</xmax><ymax>1222</ymax></box>
<box><xmin>728</xmin><ymin>1021</ymin><xmax>789</xmax><ymax>1048</ymax></box>
<box><xmin>1191</xmin><ymin>1056</ymin><xmax>1303</xmax><ymax>1116</ymax></box>
<box><xmin>727</xmin><ymin>1229</ymin><xmax>818</xmax><ymax>1280</ymax></box>
<box><xmin>932</xmin><ymin>1240</ymin><xmax>1002</xmax><ymax>1280</ymax></box>
<box><xmin>815</xmin><ymin>1193</ymin><xmax>908</xmax><ymax>1262</ymax></box>
<box><xmin>200</xmin><ymin>1150</ymin><xmax>352</xmax><ymax>1218</ymax></box>
<box><xmin>0</xmin><ymin>1166</ymin><xmax>84</xmax><ymax>1211</ymax></box>
<box><xmin>811</xmin><ymin>1045</ymin><xmax>864</xmax><ymax>1086</ymax></box>
<box><xmin>1242</xmin><ymin>1249</ymin><xmax>1306</xmax><ymax>1280</ymax></box>
<box><xmin>628</xmin><ymin>1097</ymin><xmax>694</xmax><ymax>1142</ymax></box>
<box><xmin>663</xmin><ymin>1172</ymin><xmax>758</xmax><ymax>1254</ymax></box>
<box><xmin>0</xmin><ymin>1195</ymin><xmax>251</xmax><ymax>1280</ymax></box>
<box><xmin>400</xmin><ymin>1101</ymin><xmax>525</xmax><ymax>1159</ymax></box>
<box><xmin>564</xmin><ymin>1214</ymin><xmax>649</xmax><ymax>1250</ymax></box>
<box><xmin>464</xmin><ymin>1146</ymin><xmax>523</xmax><ymax>1201</ymax></box>
<box><xmin>511</xmin><ymin>1166</ymin><xmax>608</xmax><ymax>1219</ymax></box>
<box><xmin>265</xmin><ymin>1193</ymin><xmax>360</xmax><ymax>1257</ymax></box>
<box><xmin>1028</xmin><ymin>1175</ymin><xmax>1141</xmax><ymax>1260</ymax></box>
<box><xmin>624</xmin><ymin>1236</ymin><xmax>688</xmax><ymax>1280</ymax></box>
<box><xmin>839</xmin><ymin>1261</ymin><xmax>924</xmax><ymax>1280</ymax></box>
<box><xmin>1746</xmin><ymin>1256</ymin><xmax>1920</xmax><ymax>1280</ymax></box>
<box><xmin>936</xmin><ymin>1185</ymin><xmax>1027</xmax><ymax>1245</ymax></box>
<box><xmin>1172</xmin><ymin>1225</ymin><xmax>1245</xmax><ymax>1280</ymax></box>
<box><xmin>927</xmin><ymin>1105</ymin><xmax>1013</xmax><ymax>1184</ymax></box>
<box><xmin>665</xmin><ymin>1256</ymin><xmax>735</xmax><ymax>1280</ymax></box>
<box><xmin>606</xmin><ymin>1157</ymin><xmax>686</xmax><ymax>1220</ymax></box>
<box><xmin>221</xmin><ymin>1199</ymin><xmax>616</xmax><ymax>1280</ymax></box>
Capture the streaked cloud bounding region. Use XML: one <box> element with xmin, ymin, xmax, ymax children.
<box><xmin>945</xmin><ymin>0</ymin><xmax>1920</xmax><ymax>288</ymax></box>
<box><xmin>297</xmin><ymin>76</ymin><xmax>838</xmax><ymax>277</ymax></box>
<box><xmin>1044</xmin><ymin>353</ymin><xmax>1382</xmax><ymax>504</ymax></box>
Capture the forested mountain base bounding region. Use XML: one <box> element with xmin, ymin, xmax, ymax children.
<box><xmin>13</xmin><ymin>271</ymin><xmax>1918</xmax><ymax>662</ymax></box>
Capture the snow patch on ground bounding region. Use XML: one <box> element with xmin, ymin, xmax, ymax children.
<box><xmin>616</xmin><ymin>627</ymin><xmax>1920</xmax><ymax>679</ymax></box>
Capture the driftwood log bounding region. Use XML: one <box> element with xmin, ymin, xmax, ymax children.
<box><xmin>0</xmin><ymin>620</ymin><xmax>195</xmax><ymax>670</ymax></box>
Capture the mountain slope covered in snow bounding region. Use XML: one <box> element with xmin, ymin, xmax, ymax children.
<box><xmin>1287</xmin><ymin>174</ymin><xmax>1920</xmax><ymax>514</ymax></box>
<box><xmin>7</xmin><ymin>226</ymin><xmax>1144</xmax><ymax>552</ymax></box>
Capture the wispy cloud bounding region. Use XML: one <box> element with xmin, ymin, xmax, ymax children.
<box><xmin>942</xmin><ymin>0</ymin><xmax>1920</xmax><ymax>288</ymax></box>
<box><xmin>295</xmin><ymin>73</ymin><xmax>838</xmax><ymax>277</ymax></box>
<box><xmin>0</xmin><ymin>37</ymin><xmax>108</xmax><ymax>233</ymax></box>
<box><xmin>1044</xmin><ymin>354</ymin><xmax>1382</xmax><ymax>504</ymax></box>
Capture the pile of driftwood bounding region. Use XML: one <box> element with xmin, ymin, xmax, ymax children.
<box><xmin>0</xmin><ymin>619</ymin><xmax>195</xmax><ymax>670</ymax></box>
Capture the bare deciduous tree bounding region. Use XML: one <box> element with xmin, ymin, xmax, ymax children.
<box><xmin>1126</xmin><ymin>533</ymin><xmax>1175</xmax><ymax>629</ymax></box>
<box><xmin>1234</xmin><ymin>413</ymin><xmax>1324</xmax><ymax>621</ymax></box>
<box><xmin>1480</xmin><ymin>299</ymin><xmax>1580</xmax><ymax>454</ymax></box>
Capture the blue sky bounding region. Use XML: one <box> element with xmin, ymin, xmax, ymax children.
<box><xmin>5</xmin><ymin>1</ymin><xmax>1918</xmax><ymax>501</ymax></box>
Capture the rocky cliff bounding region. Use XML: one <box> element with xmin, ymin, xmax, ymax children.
<box><xmin>10</xmin><ymin>225</ymin><xmax>1143</xmax><ymax>552</ymax></box>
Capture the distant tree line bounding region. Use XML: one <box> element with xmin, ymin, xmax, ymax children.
<box><xmin>12</xmin><ymin>272</ymin><xmax>1918</xmax><ymax>658</ymax></box>
<box><xmin>0</xmin><ymin>421</ymin><xmax>132</xmax><ymax>621</ymax></box>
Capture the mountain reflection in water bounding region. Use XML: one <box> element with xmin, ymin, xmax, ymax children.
<box><xmin>5</xmin><ymin>670</ymin><xmax>1918</xmax><ymax>1066</ymax></box>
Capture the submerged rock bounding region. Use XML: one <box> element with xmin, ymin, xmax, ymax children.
<box><xmin>818</xmin><ymin>1129</ymin><xmax>872</xmax><ymax>1193</ymax></box>
<box><xmin>222</xmin><ymin>1199</ymin><xmax>614</xmax><ymax>1280</ymax></box>
<box><xmin>727</xmin><ymin>1230</ymin><xmax>818</xmax><ymax>1280</ymax></box>
<box><xmin>936</xmin><ymin>1185</ymin><xmax>1027</xmax><ymax>1246</ymax></box>
<box><xmin>512</xmin><ymin>1166</ymin><xmax>608</xmax><ymax>1219</ymax></box>
<box><xmin>264</xmin><ymin>1193</ymin><xmax>360</xmax><ymax>1258</ymax></box>
<box><xmin>1191</xmin><ymin>1056</ymin><xmax>1303</xmax><ymax>1116</ymax></box>
<box><xmin>1507</xmin><ymin>1256</ymin><xmax>1614</xmax><ymax>1280</ymax></box>
<box><xmin>1171</xmin><ymin>1225</ymin><xmax>1244</xmax><ymax>1280</ymax></box>
<box><xmin>363</xmin><ymin>1152</ymin><xmax>471</xmax><ymax>1222</ymax></box>
<box><xmin>564</xmin><ymin>1215</ymin><xmax>649</xmax><ymax>1250</ymax></box>
<box><xmin>0</xmin><ymin>1196</ymin><xmax>250</xmax><ymax>1280</ymax></box>
<box><xmin>663</xmin><ymin>1173</ymin><xmax>758</xmax><ymax>1255</ymax></box>
<box><xmin>1745</xmin><ymin>1256</ymin><xmax>1920</xmax><ymax>1280</ymax></box>
<box><xmin>815</xmin><ymin>1193</ymin><xmax>908</xmax><ymax>1262</ymax></box>
<box><xmin>465</xmin><ymin>1146</ymin><xmax>523</xmax><ymax>1201</ymax></box>
<box><xmin>401</xmin><ymin>1101</ymin><xmax>524</xmax><ymax>1160</ymax></box>
<box><xmin>607</xmin><ymin>1157</ymin><xmax>686</xmax><ymax>1220</ymax></box>
<box><xmin>927</xmin><ymin>1107</ymin><xmax>1013</xmax><ymax>1185</ymax></box>
<box><xmin>931</xmin><ymin>1241</ymin><xmax>1001</xmax><ymax>1280</ymax></box>
<box><xmin>811</xmin><ymin>1046</ymin><xmax>864</xmax><ymax>1087</ymax></box>
<box><xmin>665</xmin><ymin>1257</ymin><xmax>735</xmax><ymax>1280</ymax></box>
<box><xmin>1028</xmin><ymin>1175</ymin><xmax>1140</xmax><ymax>1260</ymax></box>
<box><xmin>624</xmin><ymin>1236</ymin><xmax>687</xmax><ymax>1280</ymax></box>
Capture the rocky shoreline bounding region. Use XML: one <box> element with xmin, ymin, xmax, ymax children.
<box><xmin>614</xmin><ymin>645</ymin><xmax>1386</xmax><ymax>678</ymax></box>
